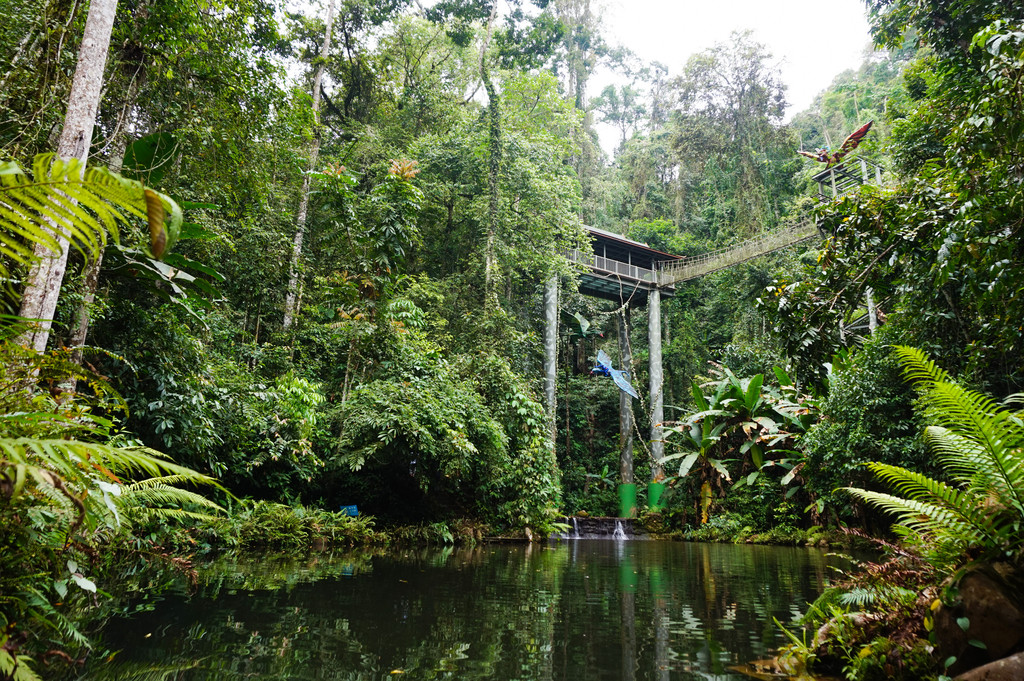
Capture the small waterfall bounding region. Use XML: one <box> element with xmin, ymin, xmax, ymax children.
<box><xmin>556</xmin><ymin>516</ymin><xmax>577</xmax><ymax>540</ymax></box>
<box><xmin>552</xmin><ymin>516</ymin><xmax>641</xmax><ymax>540</ymax></box>
<box><xmin>612</xmin><ymin>520</ymin><xmax>627</xmax><ymax>540</ymax></box>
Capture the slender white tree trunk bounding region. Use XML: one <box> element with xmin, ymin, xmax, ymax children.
<box><xmin>283</xmin><ymin>0</ymin><xmax>337</xmax><ymax>329</ymax></box>
<box><xmin>866</xmin><ymin>287</ymin><xmax>878</xmax><ymax>334</ymax></box>
<box><xmin>479</xmin><ymin>1</ymin><xmax>499</xmax><ymax>305</ymax></box>
<box><xmin>68</xmin><ymin>71</ymin><xmax>142</xmax><ymax>370</ymax></box>
<box><xmin>18</xmin><ymin>0</ymin><xmax>119</xmax><ymax>353</ymax></box>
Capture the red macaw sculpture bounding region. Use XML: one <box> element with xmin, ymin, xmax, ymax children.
<box><xmin>799</xmin><ymin>120</ymin><xmax>873</xmax><ymax>167</ymax></box>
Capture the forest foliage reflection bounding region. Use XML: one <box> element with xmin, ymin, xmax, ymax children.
<box><xmin>76</xmin><ymin>541</ymin><xmax>847</xmax><ymax>681</ymax></box>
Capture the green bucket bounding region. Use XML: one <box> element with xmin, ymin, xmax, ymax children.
<box><xmin>618</xmin><ymin>483</ymin><xmax>638</xmax><ymax>518</ymax></box>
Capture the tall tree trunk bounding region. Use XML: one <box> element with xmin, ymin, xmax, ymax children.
<box><xmin>68</xmin><ymin>68</ymin><xmax>143</xmax><ymax>370</ymax></box>
<box><xmin>480</xmin><ymin>2</ymin><xmax>500</xmax><ymax>305</ymax></box>
<box><xmin>283</xmin><ymin>0</ymin><xmax>337</xmax><ymax>329</ymax></box>
<box><xmin>18</xmin><ymin>0</ymin><xmax>119</xmax><ymax>353</ymax></box>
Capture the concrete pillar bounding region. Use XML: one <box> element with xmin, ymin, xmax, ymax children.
<box><xmin>543</xmin><ymin>274</ymin><xmax>558</xmax><ymax>446</ymax></box>
<box><xmin>616</xmin><ymin>308</ymin><xmax>634</xmax><ymax>485</ymax></box>
<box><xmin>648</xmin><ymin>288</ymin><xmax>664</xmax><ymax>478</ymax></box>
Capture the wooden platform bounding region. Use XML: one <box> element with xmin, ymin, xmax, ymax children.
<box><xmin>567</xmin><ymin>227</ymin><xmax>680</xmax><ymax>304</ymax></box>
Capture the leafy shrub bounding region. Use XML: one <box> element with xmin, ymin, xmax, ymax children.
<box><xmin>333</xmin><ymin>355</ymin><xmax>506</xmax><ymax>507</ymax></box>
<box><xmin>800</xmin><ymin>327</ymin><xmax>928</xmax><ymax>523</ymax></box>
<box><xmin>202</xmin><ymin>500</ymin><xmax>379</xmax><ymax>549</ymax></box>
<box><xmin>331</xmin><ymin>333</ymin><xmax>561</xmax><ymax>531</ymax></box>
<box><xmin>683</xmin><ymin>512</ymin><xmax>750</xmax><ymax>542</ymax></box>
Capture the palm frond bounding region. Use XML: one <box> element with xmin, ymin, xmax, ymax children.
<box><xmin>0</xmin><ymin>154</ymin><xmax>182</xmax><ymax>282</ymax></box>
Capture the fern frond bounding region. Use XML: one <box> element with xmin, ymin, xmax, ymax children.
<box><xmin>0</xmin><ymin>154</ymin><xmax>182</xmax><ymax>281</ymax></box>
<box><xmin>863</xmin><ymin>461</ymin><xmax>1003</xmax><ymax>541</ymax></box>
<box><xmin>23</xmin><ymin>587</ymin><xmax>91</xmax><ymax>649</ymax></box>
<box><xmin>891</xmin><ymin>345</ymin><xmax>954</xmax><ymax>387</ymax></box>
<box><xmin>124</xmin><ymin>507</ymin><xmax>222</xmax><ymax>526</ymax></box>
<box><xmin>123</xmin><ymin>474</ymin><xmax>208</xmax><ymax>490</ymax></box>
<box><xmin>0</xmin><ymin>649</ymin><xmax>43</xmax><ymax>681</ymax></box>
<box><xmin>0</xmin><ymin>438</ymin><xmax>217</xmax><ymax>485</ymax></box>
<box><xmin>29</xmin><ymin>475</ymin><xmax>76</xmax><ymax>515</ymax></box>
<box><xmin>893</xmin><ymin>346</ymin><xmax>1024</xmax><ymax>525</ymax></box>
<box><xmin>838</xmin><ymin>584</ymin><xmax>917</xmax><ymax>609</ymax></box>
<box><xmin>1</xmin><ymin>437</ymin><xmax>223</xmax><ymax>533</ymax></box>
<box><xmin>927</xmin><ymin>426</ymin><xmax>1024</xmax><ymax>514</ymax></box>
<box><xmin>865</xmin><ymin>461</ymin><xmax>972</xmax><ymax>507</ymax></box>
<box><xmin>844</xmin><ymin>486</ymin><xmax>986</xmax><ymax>546</ymax></box>
<box><xmin>120</xmin><ymin>481</ymin><xmax>223</xmax><ymax>522</ymax></box>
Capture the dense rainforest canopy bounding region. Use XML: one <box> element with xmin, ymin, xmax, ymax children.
<box><xmin>3</xmin><ymin>0</ymin><xmax>1024</xmax><ymax>677</ymax></box>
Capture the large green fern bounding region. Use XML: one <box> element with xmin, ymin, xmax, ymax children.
<box><xmin>119</xmin><ymin>475</ymin><xmax>225</xmax><ymax>526</ymax></box>
<box><xmin>845</xmin><ymin>346</ymin><xmax>1024</xmax><ymax>570</ymax></box>
<box><xmin>0</xmin><ymin>153</ymin><xmax>182</xmax><ymax>282</ymax></box>
<box><xmin>0</xmin><ymin>437</ymin><xmax>222</xmax><ymax>534</ymax></box>
<box><xmin>0</xmin><ymin>156</ymin><xmax>196</xmax><ymax>673</ymax></box>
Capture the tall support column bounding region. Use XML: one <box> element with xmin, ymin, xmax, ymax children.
<box><xmin>648</xmin><ymin>288</ymin><xmax>665</xmax><ymax>482</ymax></box>
<box><xmin>616</xmin><ymin>307</ymin><xmax>634</xmax><ymax>483</ymax></box>
<box><xmin>543</xmin><ymin>274</ymin><xmax>558</xmax><ymax>446</ymax></box>
<box><xmin>616</xmin><ymin>307</ymin><xmax>636</xmax><ymax>517</ymax></box>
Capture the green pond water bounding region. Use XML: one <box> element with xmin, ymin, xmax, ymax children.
<box><xmin>80</xmin><ymin>540</ymin><xmax>850</xmax><ymax>680</ymax></box>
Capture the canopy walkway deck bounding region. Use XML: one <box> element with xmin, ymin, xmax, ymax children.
<box><xmin>568</xmin><ymin>219</ymin><xmax>820</xmax><ymax>295</ymax></box>
<box><xmin>567</xmin><ymin>227</ymin><xmax>681</xmax><ymax>303</ymax></box>
<box><xmin>813</xmin><ymin>158</ymin><xmax>883</xmax><ymax>202</ymax></box>
<box><xmin>567</xmin><ymin>156</ymin><xmax>883</xmax><ymax>292</ymax></box>
<box><xmin>655</xmin><ymin>218</ymin><xmax>819</xmax><ymax>284</ymax></box>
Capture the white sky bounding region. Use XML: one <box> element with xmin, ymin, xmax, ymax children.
<box><xmin>591</xmin><ymin>0</ymin><xmax>874</xmax><ymax>155</ymax></box>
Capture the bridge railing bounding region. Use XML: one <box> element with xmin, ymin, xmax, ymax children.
<box><xmin>568</xmin><ymin>217</ymin><xmax>821</xmax><ymax>288</ymax></box>
<box><xmin>656</xmin><ymin>219</ymin><xmax>819</xmax><ymax>284</ymax></box>
<box><xmin>566</xmin><ymin>249</ymin><xmax>659</xmax><ymax>284</ymax></box>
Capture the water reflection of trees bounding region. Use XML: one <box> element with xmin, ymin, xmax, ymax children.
<box><xmin>76</xmin><ymin>542</ymin><xmax>843</xmax><ymax>681</ymax></box>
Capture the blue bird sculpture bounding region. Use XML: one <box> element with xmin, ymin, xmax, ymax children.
<box><xmin>592</xmin><ymin>349</ymin><xmax>639</xmax><ymax>399</ymax></box>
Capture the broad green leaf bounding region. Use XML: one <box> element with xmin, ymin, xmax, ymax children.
<box><xmin>677</xmin><ymin>452</ymin><xmax>700</xmax><ymax>477</ymax></box>
<box><xmin>691</xmin><ymin>381</ymin><xmax>709</xmax><ymax>411</ymax></box>
<box><xmin>71</xmin><ymin>573</ymin><xmax>97</xmax><ymax>593</ymax></box>
<box><xmin>709</xmin><ymin>458</ymin><xmax>731</xmax><ymax>481</ymax></box>
<box><xmin>745</xmin><ymin>373</ymin><xmax>764</xmax><ymax>409</ymax></box>
<box><xmin>773</xmin><ymin>366</ymin><xmax>793</xmax><ymax>387</ymax></box>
